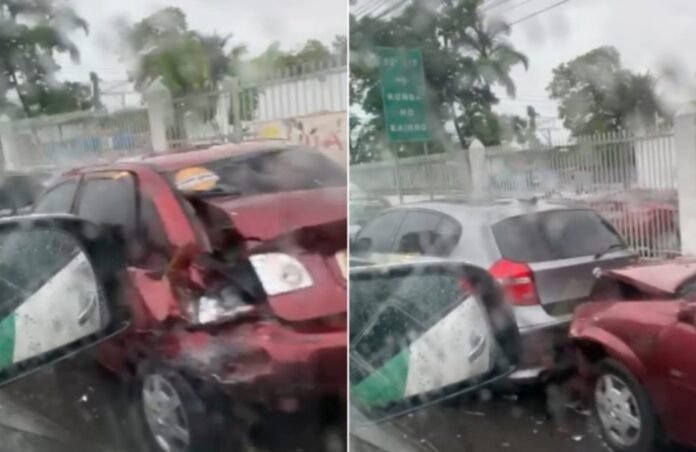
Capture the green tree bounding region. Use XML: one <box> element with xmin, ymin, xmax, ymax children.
<box><xmin>123</xmin><ymin>8</ymin><xmax>247</xmax><ymax>97</ymax></box>
<box><xmin>246</xmin><ymin>37</ymin><xmax>345</xmax><ymax>77</ymax></box>
<box><xmin>350</xmin><ymin>0</ymin><xmax>528</xmax><ymax>163</ymax></box>
<box><xmin>0</xmin><ymin>0</ymin><xmax>90</xmax><ymax>117</ymax></box>
<box><xmin>547</xmin><ymin>46</ymin><xmax>666</xmax><ymax>136</ymax></box>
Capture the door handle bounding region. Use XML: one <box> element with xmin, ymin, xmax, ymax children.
<box><xmin>78</xmin><ymin>295</ymin><xmax>97</xmax><ymax>326</ymax></box>
<box><xmin>468</xmin><ymin>333</ymin><xmax>487</xmax><ymax>363</ymax></box>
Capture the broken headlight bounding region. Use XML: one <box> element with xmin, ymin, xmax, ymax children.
<box><xmin>248</xmin><ymin>253</ymin><xmax>313</xmax><ymax>296</ymax></box>
<box><xmin>186</xmin><ymin>286</ymin><xmax>256</xmax><ymax>325</ymax></box>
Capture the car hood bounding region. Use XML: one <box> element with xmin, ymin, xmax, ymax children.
<box><xmin>197</xmin><ymin>187</ymin><xmax>347</xmax><ymax>323</ymax></box>
<box><xmin>602</xmin><ymin>260</ymin><xmax>696</xmax><ymax>296</ymax></box>
<box><xmin>199</xmin><ymin>186</ymin><xmax>347</xmax><ymax>241</ymax></box>
<box><xmin>571</xmin><ymin>300</ymin><xmax>680</xmax><ymax>337</ymax></box>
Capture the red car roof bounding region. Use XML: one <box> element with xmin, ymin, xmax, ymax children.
<box><xmin>138</xmin><ymin>141</ymin><xmax>296</xmax><ymax>171</ymax></box>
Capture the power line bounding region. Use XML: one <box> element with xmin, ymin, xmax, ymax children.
<box><xmin>509</xmin><ymin>0</ymin><xmax>571</xmax><ymax>26</ymax></box>
<box><xmin>358</xmin><ymin>0</ymin><xmax>393</xmax><ymax>18</ymax></box>
<box><xmin>375</xmin><ymin>0</ymin><xmax>410</xmax><ymax>19</ymax></box>
<box><xmin>493</xmin><ymin>0</ymin><xmax>543</xmax><ymax>15</ymax></box>
<box><xmin>355</xmin><ymin>0</ymin><xmax>390</xmax><ymax>17</ymax></box>
<box><xmin>354</xmin><ymin>0</ymin><xmax>378</xmax><ymax>15</ymax></box>
<box><xmin>481</xmin><ymin>0</ymin><xmax>514</xmax><ymax>12</ymax></box>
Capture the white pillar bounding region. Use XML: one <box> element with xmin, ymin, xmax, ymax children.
<box><xmin>221</xmin><ymin>76</ymin><xmax>242</xmax><ymax>142</ymax></box>
<box><xmin>674</xmin><ymin>102</ymin><xmax>696</xmax><ymax>255</ymax></box>
<box><xmin>144</xmin><ymin>78</ymin><xmax>172</xmax><ymax>153</ymax></box>
<box><xmin>0</xmin><ymin>116</ymin><xmax>20</xmax><ymax>170</ymax></box>
<box><xmin>468</xmin><ymin>139</ymin><xmax>488</xmax><ymax>199</ymax></box>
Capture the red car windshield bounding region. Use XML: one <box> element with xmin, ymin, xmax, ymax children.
<box><xmin>165</xmin><ymin>147</ymin><xmax>345</xmax><ymax>197</ymax></box>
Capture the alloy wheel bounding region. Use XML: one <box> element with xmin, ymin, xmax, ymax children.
<box><xmin>142</xmin><ymin>374</ymin><xmax>191</xmax><ymax>452</ymax></box>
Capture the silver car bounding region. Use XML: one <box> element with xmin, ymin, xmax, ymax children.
<box><xmin>352</xmin><ymin>197</ymin><xmax>636</xmax><ymax>381</ymax></box>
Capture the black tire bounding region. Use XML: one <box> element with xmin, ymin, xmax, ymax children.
<box><xmin>592</xmin><ymin>359</ymin><xmax>662</xmax><ymax>452</ymax></box>
<box><xmin>124</xmin><ymin>362</ymin><xmax>228</xmax><ymax>452</ymax></box>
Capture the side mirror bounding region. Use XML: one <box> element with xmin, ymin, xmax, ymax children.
<box><xmin>349</xmin><ymin>261</ymin><xmax>520</xmax><ymax>422</ymax></box>
<box><xmin>351</xmin><ymin>237</ymin><xmax>372</xmax><ymax>255</ymax></box>
<box><xmin>0</xmin><ymin>214</ymin><xmax>130</xmax><ymax>386</ymax></box>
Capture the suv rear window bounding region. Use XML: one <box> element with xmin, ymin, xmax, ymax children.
<box><xmin>492</xmin><ymin>209</ymin><xmax>626</xmax><ymax>262</ymax></box>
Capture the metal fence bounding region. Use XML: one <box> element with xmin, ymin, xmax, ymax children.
<box><xmin>9</xmin><ymin>108</ymin><xmax>150</xmax><ymax>170</ymax></box>
<box><xmin>166</xmin><ymin>58</ymin><xmax>348</xmax><ymax>149</ymax></box>
<box><xmin>350</xmin><ymin>128</ymin><xmax>680</xmax><ymax>258</ymax></box>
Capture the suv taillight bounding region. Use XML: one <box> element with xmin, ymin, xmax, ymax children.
<box><xmin>489</xmin><ymin>259</ymin><xmax>539</xmax><ymax>306</ymax></box>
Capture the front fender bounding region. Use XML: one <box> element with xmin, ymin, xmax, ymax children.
<box><xmin>573</xmin><ymin>326</ymin><xmax>647</xmax><ymax>382</ymax></box>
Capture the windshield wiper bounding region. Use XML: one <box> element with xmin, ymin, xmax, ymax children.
<box><xmin>594</xmin><ymin>243</ymin><xmax>626</xmax><ymax>259</ymax></box>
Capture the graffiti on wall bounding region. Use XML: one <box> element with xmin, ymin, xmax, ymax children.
<box><xmin>250</xmin><ymin>112</ymin><xmax>346</xmax><ymax>165</ymax></box>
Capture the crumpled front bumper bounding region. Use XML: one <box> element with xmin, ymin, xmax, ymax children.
<box><xmin>169</xmin><ymin>320</ymin><xmax>347</xmax><ymax>402</ymax></box>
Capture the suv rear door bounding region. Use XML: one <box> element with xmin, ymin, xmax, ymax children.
<box><xmin>491</xmin><ymin>209</ymin><xmax>635</xmax><ymax>316</ymax></box>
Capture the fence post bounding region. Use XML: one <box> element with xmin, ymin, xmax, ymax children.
<box><xmin>468</xmin><ymin>139</ymin><xmax>488</xmax><ymax>199</ymax></box>
<box><xmin>0</xmin><ymin>116</ymin><xmax>19</xmax><ymax>170</ymax></box>
<box><xmin>144</xmin><ymin>79</ymin><xmax>171</xmax><ymax>153</ymax></box>
<box><xmin>674</xmin><ymin>102</ymin><xmax>696</xmax><ymax>255</ymax></box>
<box><xmin>221</xmin><ymin>76</ymin><xmax>242</xmax><ymax>143</ymax></box>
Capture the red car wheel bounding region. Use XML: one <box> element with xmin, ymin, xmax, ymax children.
<box><xmin>593</xmin><ymin>359</ymin><xmax>662</xmax><ymax>452</ymax></box>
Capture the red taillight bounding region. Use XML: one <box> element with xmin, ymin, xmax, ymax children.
<box><xmin>489</xmin><ymin>259</ymin><xmax>539</xmax><ymax>306</ymax></box>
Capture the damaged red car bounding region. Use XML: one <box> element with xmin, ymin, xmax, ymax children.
<box><xmin>32</xmin><ymin>142</ymin><xmax>347</xmax><ymax>452</ymax></box>
<box><xmin>570</xmin><ymin>260</ymin><xmax>696</xmax><ymax>452</ymax></box>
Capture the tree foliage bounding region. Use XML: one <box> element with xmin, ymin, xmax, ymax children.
<box><xmin>121</xmin><ymin>7</ymin><xmax>247</xmax><ymax>97</ymax></box>
<box><xmin>246</xmin><ymin>36</ymin><xmax>346</xmax><ymax>78</ymax></box>
<box><xmin>350</xmin><ymin>0</ymin><xmax>529</xmax><ymax>162</ymax></box>
<box><xmin>547</xmin><ymin>46</ymin><xmax>667</xmax><ymax>136</ymax></box>
<box><xmin>0</xmin><ymin>0</ymin><xmax>91</xmax><ymax>117</ymax></box>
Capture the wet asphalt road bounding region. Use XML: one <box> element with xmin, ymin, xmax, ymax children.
<box><xmin>386</xmin><ymin>388</ymin><xmax>608</xmax><ymax>452</ymax></box>
<box><xmin>0</xmin><ymin>355</ymin><xmax>346</xmax><ymax>452</ymax></box>
<box><xmin>0</xmin><ymin>358</ymin><xmax>689</xmax><ymax>452</ymax></box>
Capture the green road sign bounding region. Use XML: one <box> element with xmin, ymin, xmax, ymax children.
<box><xmin>377</xmin><ymin>47</ymin><xmax>430</xmax><ymax>142</ymax></box>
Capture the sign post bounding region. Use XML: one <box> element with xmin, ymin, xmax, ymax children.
<box><xmin>376</xmin><ymin>47</ymin><xmax>433</xmax><ymax>201</ymax></box>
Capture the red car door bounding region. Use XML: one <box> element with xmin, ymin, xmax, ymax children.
<box><xmin>655</xmin><ymin>304</ymin><xmax>696</xmax><ymax>446</ymax></box>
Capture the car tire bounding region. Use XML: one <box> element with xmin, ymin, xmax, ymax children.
<box><xmin>592</xmin><ymin>359</ymin><xmax>662</xmax><ymax>452</ymax></box>
<box><xmin>125</xmin><ymin>363</ymin><xmax>226</xmax><ymax>452</ymax></box>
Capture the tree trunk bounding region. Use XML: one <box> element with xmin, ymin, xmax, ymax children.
<box><xmin>4</xmin><ymin>62</ymin><xmax>31</xmax><ymax>117</ymax></box>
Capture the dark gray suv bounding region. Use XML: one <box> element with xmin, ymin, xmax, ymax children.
<box><xmin>352</xmin><ymin>197</ymin><xmax>636</xmax><ymax>381</ymax></box>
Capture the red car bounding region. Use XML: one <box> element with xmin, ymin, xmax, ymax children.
<box><xmin>32</xmin><ymin>142</ymin><xmax>347</xmax><ymax>452</ymax></box>
<box><xmin>570</xmin><ymin>260</ymin><xmax>696</xmax><ymax>452</ymax></box>
<box><xmin>587</xmin><ymin>189</ymin><xmax>679</xmax><ymax>257</ymax></box>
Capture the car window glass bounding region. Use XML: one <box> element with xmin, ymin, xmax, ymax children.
<box><xmin>0</xmin><ymin>229</ymin><xmax>80</xmax><ymax>315</ymax></box>
<box><xmin>430</xmin><ymin>216</ymin><xmax>461</xmax><ymax>257</ymax></box>
<box><xmin>355</xmin><ymin>210</ymin><xmax>405</xmax><ymax>253</ymax></box>
<box><xmin>76</xmin><ymin>174</ymin><xmax>137</xmax><ymax>237</ymax></box>
<box><xmin>393</xmin><ymin>211</ymin><xmax>441</xmax><ymax>255</ymax></box>
<box><xmin>140</xmin><ymin>195</ymin><xmax>169</xmax><ymax>254</ymax></box>
<box><xmin>33</xmin><ymin>182</ymin><xmax>78</xmax><ymax>214</ymax></box>
<box><xmin>168</xmin><ymin>148</ymin><xmax>345</xmax><ymax>196</ymax></box>
<box><xmin>492</xmin><ymin>210</ymin><xmax>625</xmax><ymax>262</ymax></box>
<box><xmin>350</xmin><ymin>270</ymin><xmax>473</xmax><ymax>406</ymax></box>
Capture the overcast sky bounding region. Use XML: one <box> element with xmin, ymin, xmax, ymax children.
<box><xmin>489</xmin><ymin>0</ymin><xmax>696</xmax><ymax>129</ymax></box>
<box><xmin>56</xmin><ymin>0</ymin><xmax>347</xmax><ymax>89</ymax></box>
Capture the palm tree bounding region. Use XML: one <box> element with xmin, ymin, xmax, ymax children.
<box><xmin>437</xmin><ymin>0</ymin><xmax>528</xmax><ymax>145</ymax></box>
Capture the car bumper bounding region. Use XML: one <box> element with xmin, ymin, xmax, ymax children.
<box><xmin>508</xmin><ymin>305</ymin><xmax>572</xmax><ymax>382</ymax></box>
<box><xmin>171</xmin><ymin>320</ymin><xmax>347</xmax><ymax>402</ymax></box>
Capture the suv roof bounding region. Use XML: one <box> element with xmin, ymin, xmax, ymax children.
<box><xmin>390</xmin><ymin>197</ymin><xmax>588</xmax><ymax>226</ymax></box>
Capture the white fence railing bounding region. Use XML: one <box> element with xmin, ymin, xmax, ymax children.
<box><xmin>3</xmin><ymin>108</ymin><xmax>150</xmax><ymax>170</ymax></box>
<box><xmin>350</xmin><ymin>129</ymin><xmax>679</xmax><ymax>258</ymax></box>
<box><xmin>0</xmin><ymin>58</ymin><xmax>348</xmax><ymax>171</ymax></box>
<box><xmin>166</xmin><ymin>58</ymin><xmax>347</xmax><ymax>164</ymax></box>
